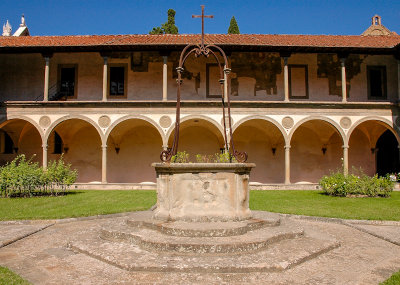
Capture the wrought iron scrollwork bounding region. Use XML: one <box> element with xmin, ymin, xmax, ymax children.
<box><xmin>160</xmin><ymin>5</ymin><xmax>247</xmax><ymax>163</ymax></box>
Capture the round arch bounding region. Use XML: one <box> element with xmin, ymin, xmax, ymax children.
<box><xmin>0</xmin><ymin>115</ymin><xmax>44</xmax><ymax>142</ymax></box>
<box><xmin>105</xmin><ymin>115</ymin><xmax>165</xmax><ymax>147</ymax></box>
<box><xmin>347</xmin><ymin>116</ymin><xmax>400</xmax><ymax>145</ymax></box>
<box><xmin>44</xmin><ymin>115</ymin><xmax>105</xmax><ymax>146</ymax></box>
<box><xmin>289</xmin><ymin>116</ymin><xmax>346</xmax><ymax>146</ymax></box>
<box><xmin>165</xmin><ymin>114</ymin><xmax>225</xmax><ymax>144</ymax></box>
<box><xmin>232</xmin><ymin>115</ymin><xmax>288</xmax><ymax>145</ymax></box>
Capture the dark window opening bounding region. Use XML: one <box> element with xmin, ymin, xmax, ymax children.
<box><xmin>60</xmin><ymin>67</ymin><xmax>75</xmax><ymax>97</ymax></box>
<box><xmin>53</xmin><ymin>132</ymin><xmax>63</xmax><ymax>154</ymax></box>
<box><xmin>2</xmin><ymin>132</ymin><xmax>13</xmax><ymax>154</ymax></box>
<box><xmin>376</xmin><ymin>130</ymin><xmax>400</xmax><ymax>176</ymax></box>
<box><xmin>110</xmin><ymin>67</ymin><xmax>125</xmax><ymax>96</ymax></box>
<box><xmin>367</xmin><ymin>66</ymin><xmax>387</xmax><ymax>99</ymax></box>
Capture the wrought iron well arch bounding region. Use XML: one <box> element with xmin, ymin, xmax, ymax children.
<box><xmin>160</xmin><ymin>5</ymin><xmax>247</xmax><ymax>163</ymax></box>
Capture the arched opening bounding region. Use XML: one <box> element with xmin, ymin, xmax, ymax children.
<box><xmin>376</xmin><ymin>130</ymin><xmax>400</xmax><ymax>176</ymax></box>
<box><xmin>290</xmin><ymin>120</ymin><xmax>343</xmax><ymax>183</ymax></box>
<box><xmin>107</xmin><ymin>119</ymin><xmax>163</xmax><ymax>183</ymax></box>
<box><xmin>0</xmin><ymin>119</ymin><xmax>42</xmax><ymax>166</ymax></box>
<box><xmin>47</xmin><ymin>119</ymin><xmax>102</xmax><ymax>183</ymax></box>
<box><xmin>233</xmin><ymin>119</ymin><xmax>285</xmax><ymax>183</ymax></box>
<box><xmin>167</xmin><ymin>118</ymin><xmax>225</xmax><ymax>159</ymax></box>
<box><xmin>348</xmin><ymin>120</ymin><xmax>398</xmax><ymax>176</ymax></box>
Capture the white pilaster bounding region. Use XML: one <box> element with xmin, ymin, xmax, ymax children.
<box><xmin>341</xmin><ymin>58</ymin><xmax>347</xmax><ymax>103</ymax></box>
<box><xmin>343</xmin><ymin>145</ymin><xmax>349</xmax><ymax>176</ymax></box>
<box><xmin>102</xmin><ymin>144</ymin><xmax>107</xmax><ymax>183</ymax></box>
<box><xmin>43</xmin><ymin>57</ymin><xmax>50</xmax><ymax>102</ymax></box>
<box><xmin>284</xmin><ymin>57</ymin><xmax>289</xmax><ymax>102</ymax></box>
<box><xmin>162</xmin><ymin>56</ymin><xmax>168</xmax><ymax>101</ymax></box>
<box><xmin>284</xmin><ymin>145</ymin><xmax>291</xmax><ymax>184</ymax></box>
<box><xmin>42</xmin><ymin>144</ymin><xmax>48</xmax><ymax>169</ymax></box>
<box><xmin>102</xmin><ymin>57</ymin><xmax>108</xmax><ymax>102</ymax></box>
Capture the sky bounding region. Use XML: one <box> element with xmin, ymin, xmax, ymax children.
<box><xmin>0</xmin><ymin>0</ymin><xmax>399</xmax><ymax>36</ymax></box>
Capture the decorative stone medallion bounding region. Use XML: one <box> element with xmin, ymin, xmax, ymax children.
<box><xmin>159</xmin><ymin>116</ymin><xmax>172</xmax><ymax>128</ymax></box>
<box><xmin>39</xmin><ymin>116</ymin><xmax>51</xmax><ymax>128</ymax></box>
<box><xmin>340</xmin><ymin>117</ymin><xmax>352</xmax><ymax>129</ymax></box>
<box><xmin>282</xmin><ymin>116</ymin><xmax>294</xmax><ymax>129</ymax></box>
<box><xmin>98</xmin><ymin>115</ymin><xmax>111</xmax><ymax>128</ymax></box>
<box><xmin>221</xmin><ymin>117</ymin><xmax>234</xmax><ymax>127</ymax></box>
<box><xmin>396</xmin><ymin>116</ymin><xmax>400</xmax><ymax>127</ymax></box>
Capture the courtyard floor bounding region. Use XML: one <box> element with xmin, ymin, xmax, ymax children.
<box><xmin>0</xmin><ymin>211</ymin><xmax>400</xmax><ymax>285</ymax></box>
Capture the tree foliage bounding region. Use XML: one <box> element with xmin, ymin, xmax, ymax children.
<box><xmin>228</xmin><ymin>16</ymin><xmax>240</xmax><ymax>34</ymax></box>
<box><xmin>150</xmin><ymin>9</ymin><xmax>179</xmax><ymax>35</ymax></box>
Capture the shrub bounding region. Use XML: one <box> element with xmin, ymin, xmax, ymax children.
<box><xmin>319</xmin><ymin>170</ymin><xmax>394</xmax><ymax>197</ymax></box>
<box><xmin>171</xmin><ymin>151</ymin><xmax>190</xmax><ymax>163</ymax></box>
<box><xmin>0</xmin><ymin>155</ymin><xmax>77</xmax><ymax>198</ymax></box>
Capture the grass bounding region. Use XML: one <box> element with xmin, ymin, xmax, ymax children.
<box><xmin>250</xmin><ymin>190</ymin><xmax>400</xmax><ymax>221</ymax></box>
<box><xmin>0</xmin><ymin>190</ymin><xmax>156</xmax><ymax>220</ymax></box>
<box><xmin>380</xmin><ymin>270</ymin><xmax>400</xmax><ymax>285</ymax></box>
<box><xmin>0</xmin><ymin>266</ymin><xmax>30</xmax><ymax>285</ymax></box>
<box><xmin>1</xmin><ymin>189</ymin><xmax>400</xmax><ymax>221</ymax></box>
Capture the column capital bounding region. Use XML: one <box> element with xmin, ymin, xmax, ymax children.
<box><xmin>342</xmin><ymin>145</ymin><xmax>349</xmax><ymax>149</ymax></box>
<box><xmin>279</xmin><ymin>52</ymin><xmax>292</xmax><ymax>58</ymax></box>
<box><xmin>41</xmin><ymin>52</ymin><xmax>53</xmax><ymax>59</ymax></box>
<box><xmin>42</xmin><ymin>144</ymin><xmax>48</xmax><ymax>149</ymax></box>
<box><xmin>101</xmin><ymin>144</ymin><xmax>107</xmax><ymax>149</ymax></box>
<box><xmin>284</xmin><ymin>145</ymin><xmax>291</xmax><ymax>150</ymax></box>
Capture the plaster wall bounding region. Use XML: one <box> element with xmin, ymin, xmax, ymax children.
<box><xmin>0</xmin><ymin>54</ymin><xmax>44</xmax><ymax>101</ymax></box>
<box><xmin>348</xmin><ymin>128</ymin><xmax>376</xmax><ymax>175</ymax></box>
<box><xmin>107</xmin><ymin>124</ymin><xmax>162</xmax><ymax>183</ymax></box>
<box><xmin>291</xmin><ymin>125</ymin><xmax>342</xmax><ymax>183</ymax></box>
<box><xmin>233</xmin><ymin>122</ymin><xmax>285</xmax><ymax>183</ymax></box>
<box><xmin>48</xmin><ymin>124</ymin><xmax>101</xmax><ymax>183</ymax></box>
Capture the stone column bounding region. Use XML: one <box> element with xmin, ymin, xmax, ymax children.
<box><xmin>162</xmin><ymin>56</ymin><xmax>168</xmax><ymax>101</ymax></box>
<box><xmin>42</xmin><ymin>144</ymin><xmax>48</xmax><ymax>169</ymax></box>
<box><xmin>284</xmin><ymin>145</ymin><xmax>291</xmax><ymax>184</ymax></box>
<box><xmin>102</xmin><ymin>57</ymin><xmax>108</xmax><ymax>102</ymax></box>
<box><xmin>397</xmin><ymin>60</ymin><xmax>400</xmax><ymax>100</ymax></box>
<box><xmin>284</xmin><ymin>57</ymin><xmax>289</xmax><ymax>102</ymax></box>
<box><xmin>343</xmin><ymin>145</ymin><xmax>349</xmax><ymax>176</ymax></box>
<box><xmin>102</xmin><ymin>144</ymin><xmax>107</xmax><ymax>183</ymax></box>
<box><xmin>341</xmin><ymin>58</ymin><xmax>347</xmax><ymax>103</ymax></box>
<box><xmin>43</xmin><ymin>57</ymin><xmax>50</xmax><ymax>102</ymax></box>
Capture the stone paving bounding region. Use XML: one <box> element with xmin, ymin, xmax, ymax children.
<box><xmin>0</xmin><ymin>211</ymin><xmax>399</xmax><ymax>284</ymax></box>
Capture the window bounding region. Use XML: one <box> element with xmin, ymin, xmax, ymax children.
<box><xmin>53</xmin><ymin>132</ymin><xmax>63</xmax><ymax>154</ymax></box>
<box><xmin>0</xmin><ymin>132</ymin><xmax>14</xmax><ymax>154</ymax></box>
<box><xmin>109</xmin><ymin>65</ymin><xmax>127</xmax><ymax>98</ymax></box>
<box><xmin>57</xmin><ymin>65</ymin><xmax>78</xmax><ymax>99</ymax></box>
<box><xmin>289</xmin><ymin>65</ymin><xmax>309</xmax><ymax>99</ymax></box>
<box><xmin>367</xmin><ymin>66</ymin><xmax>387</xmax><ymax>99</ymax></box>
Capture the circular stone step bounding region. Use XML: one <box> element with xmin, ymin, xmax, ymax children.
<box><xmin>100</xmin><ymin>220</ymin><xmax>304</xmax><ymax>255</ymax></box>
<box><xmin>126</xmin><ymin>217</ymin><xmax>280</xmax><ymax>237</ymax></box>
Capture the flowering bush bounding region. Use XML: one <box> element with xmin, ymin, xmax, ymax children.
<box><xmin>0</xmin><ymin>155</ymin><xmax>77</xmax><ymax>198</ymax></box>
<box><xmin>319</xmin><ymin>170</ymin><xmax>394</xmax><ymax>197</ymax></box>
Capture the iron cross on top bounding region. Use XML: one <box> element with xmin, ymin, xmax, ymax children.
<box><xmin>192</xmin><ymin>5</ymin><xmax>214</xmax><ymax>47</ymax></box>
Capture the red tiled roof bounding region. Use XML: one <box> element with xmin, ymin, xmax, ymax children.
<box><xmin>0</xmin><ymin>34</ymin><xmax>400</xmax><ymax>50</ymax></box>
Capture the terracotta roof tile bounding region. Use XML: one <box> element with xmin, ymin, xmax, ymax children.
<box><xmin>0</xmin><ymin>34</ymin><xmax>399</xmax><ymax>49</ymax></box>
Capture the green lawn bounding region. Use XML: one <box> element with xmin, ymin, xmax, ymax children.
<box><xmin>380</xmin><ymin>270</ymin><xmax>400</xmax><ymax>285</ymax></box>
<box><xmin>250</xmin><ymin>190</ymin><xmax>400</xmax><ymax>221</ymax></box>
<box><xmin>0</xmin><ymin>190</ymin><xmax>156</xmax><ymax>220</ymax></box>
<box><xmin>1</xmin><ymin>190</ymin><xmax>400</xmax><ymax>221</ymax></box>
<box><xmin>0</xmin><ymin>266</ymin><xmax>30</xmax><ymax>285</ymax></box>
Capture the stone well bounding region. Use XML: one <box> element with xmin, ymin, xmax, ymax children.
<box><xmin>152</xmin><ymin>163</ymin><xmax>256</xmax><ymax>222</ymax></box>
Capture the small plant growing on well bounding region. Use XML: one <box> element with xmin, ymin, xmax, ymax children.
<box><xmin>171</xmin><ymin>151</ymin><xmax>190</xmax><ymax>163</ymax></box>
